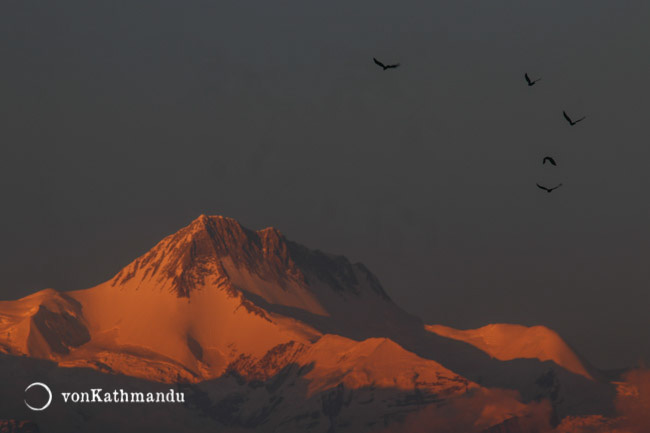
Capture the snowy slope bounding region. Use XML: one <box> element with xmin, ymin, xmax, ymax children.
<box><xmin>426</xmin><ymin>323</ymin><xmax>594</xmax><ymax>379</ymax></box>
<box><xmin>0</xmin><ymin>214</ymin><xmax>622</xmax><ymax>432</ymax></box>
<box><xmin>0</xmin><ymin>215</ymin><xmax>418</xmax><ymax>382</ymax></box>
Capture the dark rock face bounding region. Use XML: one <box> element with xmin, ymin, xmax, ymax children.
<box><xmin>110</xmin><ymin>215</ymin><xmax>391</xmax><ymax>301</ymax></box>
<box><xmin>286</xmin><ymin>242</ymin><xmax>391</xmax><ymax>300</ymax></box>
<box><xmin>481</xmin><ymin>417</ymin><xmax>524</xmax><ymax>433</ymax></box>
<box><xmin>321</xmin><ymin>383</ymin><xmax>347</xmax><ymax>433</ymax></box>
<box><xmin>226</xmin><ymin>341</ymin><xmax>306</xmax><ymax>383</ymax></box>
<box><xmin>0</xmin><ymin>420</ymin><xmax>40</xmax><ymax>433</ymax></box>
<box><xmin>29</xmin><ymin>305</ymin><xmax>90</xmax><ymax>355</ymax></box>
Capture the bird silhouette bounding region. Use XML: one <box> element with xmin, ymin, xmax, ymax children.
<box><xmin>373</xmin><ymin>57</ymin><xmax>400</xmax><ymax>70</ymax></box>
<box><xmin>536</xmin><ymin>183</ymin><xmax>563</xmax><ymax>193</ymax></box>
<box><xmin>525</xmin><ymin>73</ymin><xmax>541</xmax><ymax>86</ymax></box>
<box><xmin>563</xmin><ymin>110</ymin><xmax>586</xmax><ymax>126</ymax></box>
<box><xmin>542</xmin><ymin>156</ymin><xmax>557</xmax><ymax>166</ymax></box>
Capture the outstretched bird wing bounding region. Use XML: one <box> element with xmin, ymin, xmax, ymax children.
<box><xmin>385</xmin><ymin>63</ymin><xmax>400</xmax><ymax>69</ymax></box>
<box><xmin>550</xmin><ymin>183</ymin><xmax>563</xmax><ymax>191</ymax></box>
<box><xmin>373</xmin><ymin>58</ymin><xmax>386</xmax><ymax>69</ymax></box>
<box><xmin>525</xmin><ymin>73</ymin><xmax>532</xmax><ymax>85</ymax></box>
<box><xmin>536</xmin><ymin>183</ymin><xmax>550</xmax><ymax>192</ymax></box>
<box><xmin>563</xmin><ymin>111</ymin><xmax>573</xmax><ymax>124</ymax></box>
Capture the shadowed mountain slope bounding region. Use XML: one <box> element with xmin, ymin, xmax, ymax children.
<box><xmin>0</xmin><ymin>215</ymin><xmax>621</xmax><ymax>432</ymax></box>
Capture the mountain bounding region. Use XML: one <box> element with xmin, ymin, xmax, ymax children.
<box><xmin>1</xmin><ymin>215</ymin><xmax>419</xmax><ymax>383</ymax></box>
<box><xmin>425</xmin><ymin>324</ymin><xmax>596</xmax><ymax>380</ymax></box>
<box><xmin>0</xmin><ymin>215</ymin><xmax>624</xmax><ymax>432</ymax></box>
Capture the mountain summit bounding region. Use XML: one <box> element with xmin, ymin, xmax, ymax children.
<box><xmin>0</xmin><ymin>215</ymin><xmax>621</xmax><ymax>432</ymax></box>
<box><xmin>111</xmin><ymin>215</ymin><xmax>391</xmax><ymax>310</ymax></box>
<box><xmin>0</xmin><ymin>215</ymin><xmax>416</xmax><ymax>382</ymax></box>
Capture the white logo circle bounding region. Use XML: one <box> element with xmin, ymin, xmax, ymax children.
<box><xmin>24</xmin><ymin>382</ymin><xmax>52</xmax><ymax>411</ymax></box>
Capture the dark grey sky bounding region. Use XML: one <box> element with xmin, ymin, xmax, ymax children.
<box><xmin>1</xmin><ymin>0</ymin><xmax>649</xmax><ymax>369</ymax></box>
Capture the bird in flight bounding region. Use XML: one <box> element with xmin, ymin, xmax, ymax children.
<box><xmin>536</xmin><ymin>183</ymin><xmax>563</xmax><ymax>193</ymax></box>
<box><xmin>563</xmin><ymin>110</ymin><xmax>586</xmax><ymax>126</ymax></box>
<box><xmin>524</xmin><ymin>73</ymin><xmax>541</xmax><ymax>86</ymax></box>
<box><xmin>542</xmin><ymin>156</ymin><xmax>557</xmax><ymax>166</ymax></box>
<box><xmin>373</xmin><ymin>57</ymin><xmax>400</xmax><ymax>70</ymax></box>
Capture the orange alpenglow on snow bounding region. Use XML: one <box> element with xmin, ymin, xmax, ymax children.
<box><xmin>425</xmin><ymin>323</ymin><xmax>593</xmax><ymax>379</ymax></box>
<box><xmin>0</xmin><ymin>215</ymin><xmax>408</xmax><ymax>383</ymax></box>
<box><xmin>0</xmin><ymin>215</ymin><xmax>624</xmax><ymax>432</ymax></box>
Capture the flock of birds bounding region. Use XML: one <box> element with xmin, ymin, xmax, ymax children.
<box><xmin>372</xmin><ymin>58</ymin><xmax>587</xmax><ymax>194</ymax></box>
<box><xmin>525</xmin><ymin>72</ymin><xmax>586</xmax><ymax>194</ymax></box>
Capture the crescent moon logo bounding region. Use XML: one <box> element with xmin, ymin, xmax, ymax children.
<box><xmin>24</xmin><ymin>382</ymin><xmax>52</xmax><ymax>411</ymax></box>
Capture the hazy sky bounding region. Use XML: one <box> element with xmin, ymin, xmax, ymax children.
<box><xmin>1</xmin><ymin>0</ymin><xmax>649</xmax><ymax>369</ymax></box>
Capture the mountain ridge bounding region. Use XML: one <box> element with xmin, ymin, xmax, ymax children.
<box><xmin>0</xmin><ymin>214</ymin><xmax>622</xmax><ymax>432</ymax></box>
